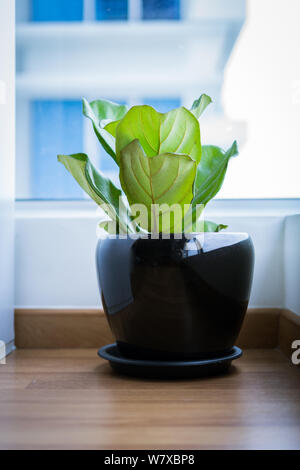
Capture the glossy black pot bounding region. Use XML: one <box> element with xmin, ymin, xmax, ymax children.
<box><xmin>96</xmin><ymin>233</ymin><xmax>254</xmax><ymax>361</ymax></box>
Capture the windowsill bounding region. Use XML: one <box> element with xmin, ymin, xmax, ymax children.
<box><xmin>16</xmin><ymin>19</ymin><xmax>243</xmax><ymax>39</ymax></box>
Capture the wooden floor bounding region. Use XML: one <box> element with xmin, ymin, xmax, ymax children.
<box><xmin>0</xmin><ymin>349</ymin><xmax>299</xmax><ymax>450</ymax></box>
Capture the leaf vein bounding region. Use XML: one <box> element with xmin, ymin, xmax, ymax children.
<box><xmin>129</xmin><ymin>154</ymin><xmax>152</xmax><ymax>200</ymax></box>
<box><xmin>156</xmin><ymin>160</ymin><xmax>180</xmax><ymax>201</ymax></box>
<box><xmin>139</xmin><ymin>109</ymin><xmax>158</xmax><ymax>154</ymax></box>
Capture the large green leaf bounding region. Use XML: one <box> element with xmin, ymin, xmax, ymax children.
<box><xmin>115</xmin><ymin>105</ymin><xmax>202</xmax><ymax>164</ymax></box>
<box><xmin>193</xmin><ymin>141</ymin><xmax>238</xmax><ymax>207</ymax></box>
<box><xmin>104</xmin><ymin>119</ymin><xmax>120</xmax><ymax>138</ymax></box>
<box><xmin>190</xmin><ymin>94</ymin><xmax>212</xmax><ymax>119</ymax></box>
<box><xmin>82</xmin><ymin>98</ymin><xmax>128</xmax><ymax>164</ymax></box>
<box><xmin>119</xmin><ymin>139</ymin><xmax>197</xmax><ymax>232</ymax></box>
<box><xmin>58</xmin><ymin>153</ymin><xmax>133</xmax><ymax>234</ymax></box>
<box><xmin>105</xmin><ymin>96</ymin><xmax>211</xmax><ymax>140</ymax></box>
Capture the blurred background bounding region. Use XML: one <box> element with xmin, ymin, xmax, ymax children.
<box><xmin>15</xmin><ymin>0</ymin><xmax>300</xmax><ymax>201</ymax></box>
<box><xmin>15</xmin><ymin>0</ymin><xmax>246</xmax><ymax>199</ymax></box>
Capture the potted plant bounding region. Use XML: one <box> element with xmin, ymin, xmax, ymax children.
<box><xmin>58</xmin><ymin>95</ymin><xmax>254</xmax><ymax>378</ymax></box>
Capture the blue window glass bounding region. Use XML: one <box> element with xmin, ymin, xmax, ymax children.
<box><xmin>31</xmin><ymin>0</ymin><xmax>83</xmax><ymax>22</ymax></box>
<box><xmin>31</xmin><ymin>100</ymin><xmax>84</xmax><ymax>199</ymax></box>
<box><xmin>142</xmin><ymin>0</ymin><xmax>180</xmax><ymax>20</ymax></box>
<box><xmin>143</xmin><ymin>98</ymin><xmax>181</xmax><ymax>113</ymax></box>
<box><xmin>100</xmin><ymin>149</ymin><xmax>118</xmax><ymax>173</ymax></box>
<box><xmin>96</xmin><ymin>0</ymin><xmax>128</xmax><ymax>21</ymax></box>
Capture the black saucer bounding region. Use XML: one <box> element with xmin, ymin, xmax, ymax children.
<box><xmin>98</xmin><ymin>344</ymin><xmax>242</xmax><ymax>379</ymax></box>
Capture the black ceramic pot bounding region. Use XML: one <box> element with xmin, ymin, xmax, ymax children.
<box><xmin>96</xmin><ymin>233</ymin><xmax>254</xmax><ymax>361</ymax></box>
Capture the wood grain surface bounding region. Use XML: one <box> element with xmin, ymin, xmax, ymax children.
<box><xmin>14</xmin><ymin>308</ymin><xmax>281</xmax><ymax>349</ymax></box>
<box><xmin>14</xmin><ymin>308</ymin><xmax>114</xmax><ymax>349</ymax></box>
<box><xmin>0</xmin><ymin>349</ymin><xmax>299</xmax><ymax>450</ymax></box>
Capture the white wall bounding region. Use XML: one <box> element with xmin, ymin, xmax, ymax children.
<box><xmin>15</xmin><ymin>200</ymin><xmax>300</xmax><ymax>310</ymax></box>
<box><xmin>15</xmin><ymin>215</ymin><xmax>100</xmax><ymax>308</ymax></box>
<box><xmin>0</xmin><ymin>0</ymin><xmax>15</xmax><ymax>352</ymax></box>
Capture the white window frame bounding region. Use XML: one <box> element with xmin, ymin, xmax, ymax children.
<box><xmin>0</xmin><ymin>0</ymin><xmax>15</xmax><ymax>355</ymax></box>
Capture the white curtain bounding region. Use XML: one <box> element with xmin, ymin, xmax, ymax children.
<box><xmin>222</xmin><ymin>0</ymin><xmax>300</xmax><ymax>198</ymax></box>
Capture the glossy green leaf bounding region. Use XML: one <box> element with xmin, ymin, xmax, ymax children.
<box><xmin>115</xmin><ymin>105</ymin><xmax>202</xmax><ymax>164</ymax></box>
<box><xmin>58</xmin><ymin>153</ymin><xmax>133</xmax><ymax>234</ymax></box>
<box><xmin>190</xmin><ymin>94</ymin><xmax>212</xmax><ymax>119</ymax></box>
<box><xmin>193</xmin><ymin>141</ymin><xmax>238</xmax><ymax>207</ymax></box>
<box><xmin>104</xmin><ymin>119</ymin><xmax>120</xmax><ymax>138</ymax></box>
<box><xmin>82</xmin><ymin>98</ymin><xmax>128</xmax><ymax>164</ymax></box>
<box><xmin>119</xmin><ymin>139</ymin><xmax>197</xmax><ymax>232</ymax></box>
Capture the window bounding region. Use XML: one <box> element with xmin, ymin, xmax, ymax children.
<box><xmin>16</xmin><ymin>0</ymin><xmax>246</xmax><ymax>199</ymax></box>
<box><xmin>96</xmin><ymin>0</ymin><xmax>128</xmax><ymax>21</ymax></box>
<box><xmin>30</xmin><ymin>100</ymin><xmax>84</xmax><ymax>198</ymax></box>
<box><xmin>143</xmin><ymin>98</ymin><xmax>181</xmax><ymax>113</ymax></box>
<box><xmin>142</xmin><ymin>0</ymin><xmax>180</xmax><ymax>20</ymax></box>
<box><xmin>31</xmin><ymin>0</ymin><xmax>84</xmax><ymax>22</ymax></box>
<box><xmin>29</xmin><ymin>0</ymin><xmax>180</xmax><ymax>23</ymax></box>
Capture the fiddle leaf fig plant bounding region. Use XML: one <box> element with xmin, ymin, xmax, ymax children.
<box><xmin>58</xmin><ymin>94</ymin><xmax>238</xmax><ymax>235</ymax></box>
